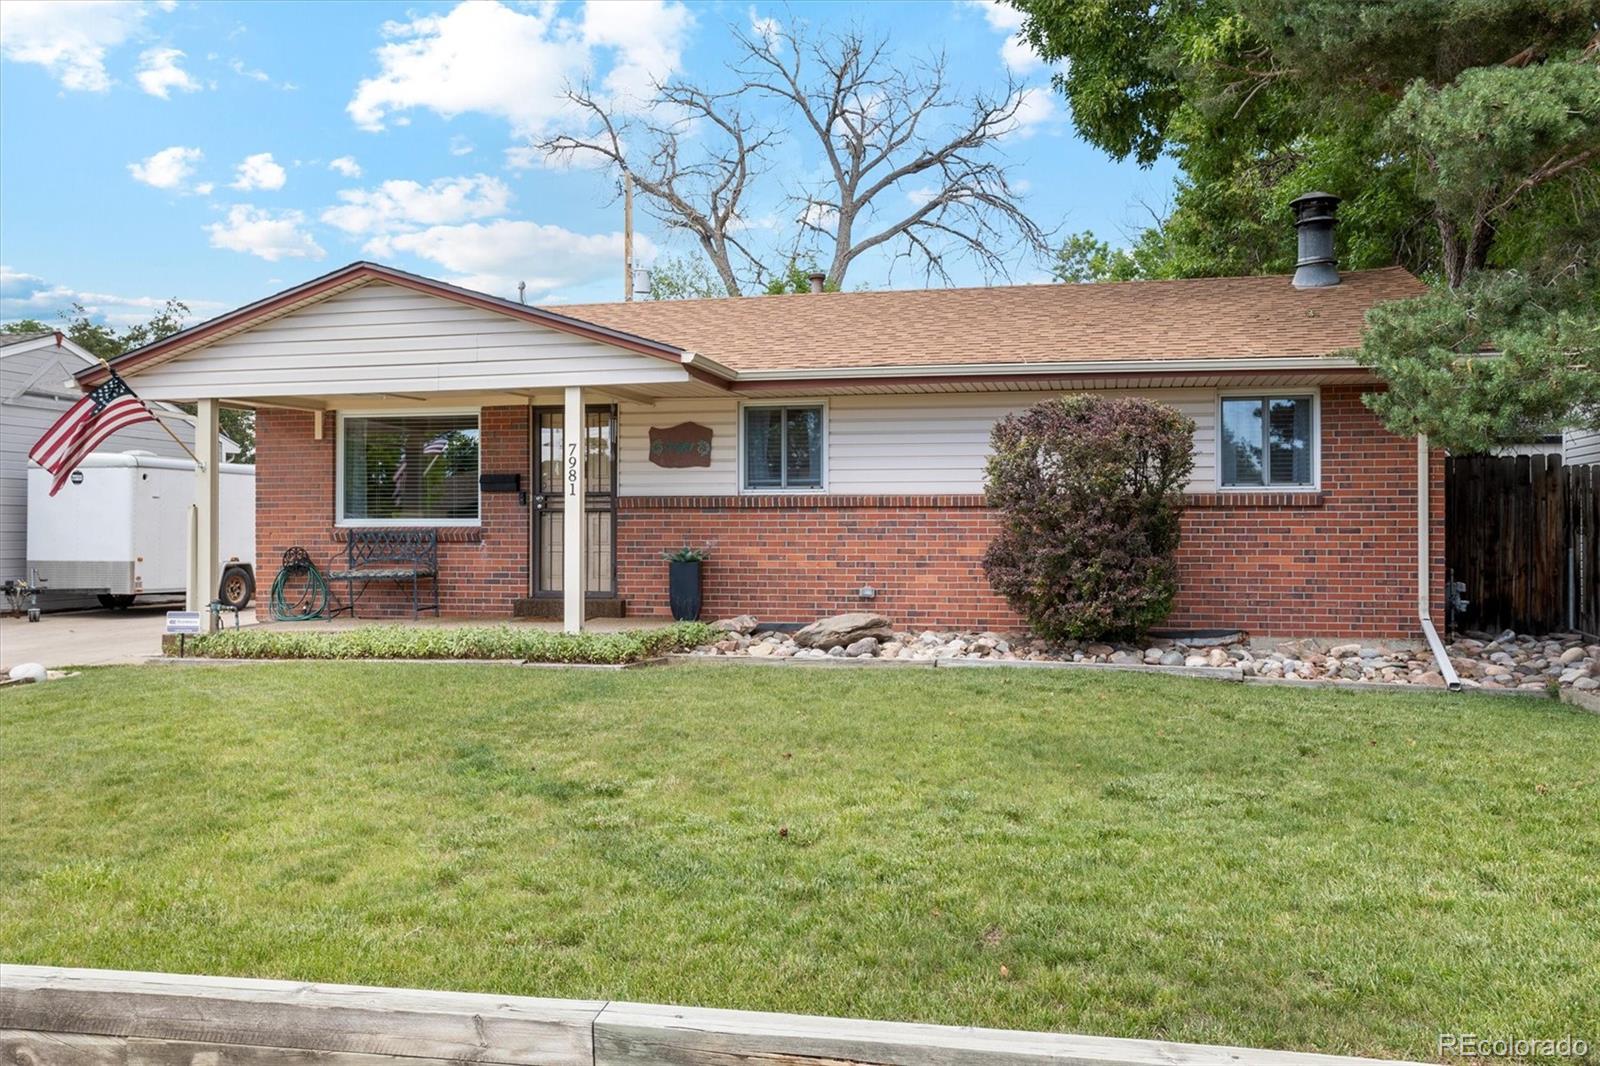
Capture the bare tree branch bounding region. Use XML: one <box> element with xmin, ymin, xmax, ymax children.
<box><xmin>535</xmin><ymin>83</ymin><xmax>777</xmax><ymax>295</ymax></box>
<box><xmin>529</xmin><ymin>16</ymin><xmax>1048</xmax><ymax>295</ymax></box>
<box><xmin>735</xmin><ymin>20</ymin><xmax>1048</xmax><ymax>287</ymax></box>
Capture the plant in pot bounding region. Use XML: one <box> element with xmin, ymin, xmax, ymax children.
<box><xmin>664</xmin><ymin>546</ymin><xmax>708</xmax><ymax>621</ymax></box>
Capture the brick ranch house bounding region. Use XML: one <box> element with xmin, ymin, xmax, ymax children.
<box><xmin>81</xmin><ymin>243</ymin><xmax>1444</xmax><ymax>640</ymax></box>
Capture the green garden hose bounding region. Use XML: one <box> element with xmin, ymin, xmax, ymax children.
<box><xmin>270</xmin><ymin>546</ymin><xmax>331</xmax><ymax>621</ymax></box>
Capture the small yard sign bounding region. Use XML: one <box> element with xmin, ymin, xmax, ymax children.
<box><xmin>164</xmin><ymin>611</ymin><xmax>203</xmax><ymax>635</ymax></box>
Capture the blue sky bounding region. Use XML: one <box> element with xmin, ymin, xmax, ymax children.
<box><xmin>0</xmin><ymin>0</ymin><xmax>1174</xmax><ymax>329</ymax></box>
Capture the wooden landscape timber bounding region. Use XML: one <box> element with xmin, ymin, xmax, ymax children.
<box><xmin>1</xmin><ymin>966</ymin><xmax>1426</xmax><ymax>1066</ymax></box>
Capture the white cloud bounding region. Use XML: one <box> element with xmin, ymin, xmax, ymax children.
<box><xmin>1</xmin><ymin>264</ymin><xmax>225</xmax><ymax>328</ymax></box>
<box><xmin>1000</xmin><ymin>87</ymin><xmax>1059</xmax><ymax>140</ymax></box>
<box><xmin>230</xmin><ymin>151</ymin><xmax>287</xmax><ymax>191</ymax></box>
<box><xmin>0</xmin><ymin>0</ymin><xmax>151</xmax><ymax>92</ymax></box>
<box><xmin>229</xmin><ymin>57</ymin><xmax>269</xmax><ymax>81</ymax></box>
<box><xmin>321</xmin><ymin>174</ymin><xmax>512</xmax><ymax>237</ymax></box>
<box><xmin>748</xmin><ymin>7</ymin><xmax>781</xmax><ymax>53</ymax></box>
<box><xmin>448</xmin><ymin>135</ymin><xmax>474</xmax><ymax>157</ymax></box>
<box><xmin>1000</xmin><ymin>36</ymin><xmax>1045</xmax><ymax>76</ymax></box>
<box><xmin>128</xmin><ymin>145</ymin><xmax>204</xmax><ymax>190</ymax></box>
<box><xmin>578</xmin><ymin>0</ymin><xmax>692</xmax><ymax>109</ymax></box>
<box><xmin>194</xmin><ymin>181</ymin><xmax>214</xmax><ymax>195</ymax></box>
<box><xmin>375</xmin><ymin>219</ymin><xmax>654</xmax><ymax>300</ymax></box>
<box><xmin>905</xmin><ymin>186</ymin><xmax>936</xmax><ymax>208</ymax></box>
<box><xmin>964</xmin><ymin>0</ymin><xmax>1024</xmax><ymax>34</ymax></box>
<box><xmin>347</xmin><ymin>0</ymin><xmax>691</xmax><ymax>135</ymax></box>
<box><xmin>135</xmin><ymin>46</ymin><xmax>199</xmax><ymax>97</ymax></box>
<box><xmin>328</xmin><ymin>155</ymin><xmax>363</xmax><ymax>178</ymax></box>
<box><xmin>961</xmin><ymin>0</ymin><xmax>1053</xmax><ymax>76</ymax></box>
<box><xmin>206</xmin><ymin>205</ymin><xmax>324</xmax><ymax>261</ymax></box>
<box><xmin>799</xmin><ymin>201</ymin><xmax>839</xmax><ymax>233</ymax></box>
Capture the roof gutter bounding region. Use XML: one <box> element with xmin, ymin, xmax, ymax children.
<box><xmin>1417</xmin><ymin>434</ymin><xmax>1462</xmax><ymax>692</ymax></box>
<box><xmin>730</xmin><ymin>355</ymin><xmax>1368</xmax><ymax>383</ymax></box>
<box><xmin>679</xmin><ymin>350</ymin><xmax>737</xmax><ymax>380</ymax></box>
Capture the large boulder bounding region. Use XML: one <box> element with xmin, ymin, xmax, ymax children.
<box><xmin>793</xmin><ymin>612</ymin><xmax>893</xmax><ymax>650</ymax></box>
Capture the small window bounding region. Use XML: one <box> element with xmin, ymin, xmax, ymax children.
<box><xmin>743</xmin><ymin>404</ymin><xmax>824</xmax><ymax>490</ymax></box>
<box><xmin>341</xmin><ymin>413</ymin><xmax>480</xmax><ymax>522</ymax></box>
<box><xmin>1220</xmin><ymin>395</ymin><xmax>1314</xmax><ymax>488</ymax></box>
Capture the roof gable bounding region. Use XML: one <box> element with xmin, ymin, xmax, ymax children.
<box><xmin>83</xmin><ymin>261</ymin><xmax>704</xmax><ymax>389</ymax></box>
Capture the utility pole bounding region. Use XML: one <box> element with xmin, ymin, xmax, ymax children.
<box><xmin>623</xmin><ymin>170</ymin><xmax>634</xmax><ymax>302</ymax></box>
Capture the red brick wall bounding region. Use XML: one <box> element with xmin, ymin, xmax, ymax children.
<box><xmin>618</xmin><ymin>495</ymin><xmax>1021</xmax><ymax>631</ymax></box>
<box><xmin>615</xmin><ymin>386</ymin><xmax>1445</xmax><ymax>637</ymax></box>
<box><xmin>255</xmin><ymin>386</ymin><xmax>1444</xmax><ymax>636</ymax></box>
<box><xmin>1166</xmin><ymin>386</ymin><xmax>1446</xmax><ymax>636</ymax></box>
<box><xmin>255</xmin><ymin>405</ymin><xmax>530</xmax><ymax>617</ymax></box>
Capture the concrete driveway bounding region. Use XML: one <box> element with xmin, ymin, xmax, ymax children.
<box><xmin>0</xmin><ymin>602</ymin><xmax>257</xmax><ymax>670</ymax></box>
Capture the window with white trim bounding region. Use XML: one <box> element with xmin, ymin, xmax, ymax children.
<box><xmin>742</xmin><ymin>404</ymin><xmax>824</xmax><ymax>490</ymax></box>
<box><xmin>1220</xmin><ymin>395</ymin><xmax>1315</xmax><ymax>488</ymax></box>
<box><xmin>340</xmin><ymin>412</ymin><xmax>480</xmax><ymax>523</ymax></box>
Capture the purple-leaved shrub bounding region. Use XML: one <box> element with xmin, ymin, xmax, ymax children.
<box><xmin>983</xmin><ymin>395</ymin><xmax>1195</xmax><ymax>642</ymax></box>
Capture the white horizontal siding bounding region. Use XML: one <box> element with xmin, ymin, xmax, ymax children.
<box><xmin>617</xmin><ymin>400</ymin><xmax>739</xmax><ymax>495</ymax></box>
<box><xmin>127</xmin><ymin>281</ymin><xmax>691</xmax><ymax>399</ymax></box>
<box><xmin>614</xmin><ymin>389</ymin><xmax>1218</xmax><ymax>497</ymax></box>
<box><xmin>828</xmin><ymin>390</ymin><xmax>1216</xmax><ymax>494</ymax></box>
<box><xmin>1564</xmin><ymin>428</ymin><xmax>1600</xmax><ymax>465</ymax></box>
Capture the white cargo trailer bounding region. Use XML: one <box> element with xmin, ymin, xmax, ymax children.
<box><xmin>27</xmin><ymin>451</ymin><xmax>256</xmax><ymax>611</ymax></box>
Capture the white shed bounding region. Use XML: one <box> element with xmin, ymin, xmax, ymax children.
<box><xmin>0</xmin><ymin>330</ymin><xmax>236</xmax><ymax>593</ymax></box>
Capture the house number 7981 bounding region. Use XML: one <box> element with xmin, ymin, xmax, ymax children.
<box><xmin>567</xmin><ymin>442</ymin><xmax>578</xmax><ymax>496</ymax></box>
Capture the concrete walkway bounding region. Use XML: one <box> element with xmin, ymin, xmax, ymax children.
<box><xmin>0</xmin><ymin>602</ymin><xmax>254</xmax><ymax>670</ymax></box>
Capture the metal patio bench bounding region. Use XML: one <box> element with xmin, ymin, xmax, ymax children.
<box><xmin>327</xmin><ymin>529</ymin><xmax>440</xmax><ymax>619</ymax></box>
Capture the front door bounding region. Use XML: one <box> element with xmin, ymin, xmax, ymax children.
<box><xmin>532</xmin><ymin>405</ymin><xmax>617</xmax><ymax>597</ymax></box>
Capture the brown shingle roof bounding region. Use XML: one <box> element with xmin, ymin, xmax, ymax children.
<box><xmin>552</xmin><ymin>267</ymin><xmax>1424</xmax><ymax>374</ymax></box>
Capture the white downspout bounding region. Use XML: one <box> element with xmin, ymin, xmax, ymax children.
<box><xmin>1417</xmin><ymin>434</ymin><xmax>1462</xmax><ymax>691</ymax></box>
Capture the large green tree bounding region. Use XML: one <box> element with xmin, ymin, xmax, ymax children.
<box><xmin>1015</xmin><ymin>0</ymin><xmax>1600</xmax><ymax>451</ymax></box>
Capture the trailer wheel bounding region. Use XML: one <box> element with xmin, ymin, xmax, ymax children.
<box><xmin>96</xmin><ymin>594</ymin><xmax>136</xmax><ymax>610</ymax></box>
<box><xmin>220</xmin><ymin>566</ymin><xmax>254</xmax><ymax>609</ymax></box>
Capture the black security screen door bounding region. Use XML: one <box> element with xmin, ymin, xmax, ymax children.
<box><xmin>532</xmin><ymin>405</ymin><xmax>617</xmax><ymax>597</ymax></box>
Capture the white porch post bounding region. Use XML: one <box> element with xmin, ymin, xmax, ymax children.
<box><xmin>193</xmin><ymin>398</ymin><xmax>221</xmax><ymax>633</ymax></box>
<box><xmin>562</xmin><ymin>385</ymin><xmax>585</xmax><ymax>634</ymax></box>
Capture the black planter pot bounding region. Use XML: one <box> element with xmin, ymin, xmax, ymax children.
<box><xmin>668</xmin><ymin>560</ymin><xmax>703</xmax><ymax>621</ymax></box>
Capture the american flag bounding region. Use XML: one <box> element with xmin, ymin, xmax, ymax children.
<box><xmin>392</xmin><ymin>434</ymin><xmax>451</xmax><ymax>505</ymax></box>
<box><xmin>29</xmin><ymin>368</ymin><xmax>157</xmax><ymax>496</ymax></box>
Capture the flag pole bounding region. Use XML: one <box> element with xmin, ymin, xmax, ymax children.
<box><xmin>101</xmin><ymin>359</ymin><xmax>207</xmax><ymax>470</ymax></box>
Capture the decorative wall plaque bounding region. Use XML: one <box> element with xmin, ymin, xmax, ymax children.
<box><xmin>649</xmin><ymin>422</ymin><xmax>713</xmax><ymax>468</ymax></box>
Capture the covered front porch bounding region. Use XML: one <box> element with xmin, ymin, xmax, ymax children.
<box><xmin>79</xmin><ymin>263</ymin><xmax>736</xmax><ymax>635</ymax></box>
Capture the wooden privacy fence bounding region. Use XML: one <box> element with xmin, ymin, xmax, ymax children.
<box><xmin>1446</xmin><ymin>455</ymin><xmax>1599</xmax><ymax>637</ymax></box>
<box><xmin>0</xmin><ymin>965</ymin><xmax>1425</xmax><ymax>1066</ymax></box>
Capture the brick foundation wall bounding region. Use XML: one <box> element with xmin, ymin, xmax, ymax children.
<box><xmin>255</xmin><ymin>386</ymin><xmax>1444</xmax><ymax>637</ymax></box>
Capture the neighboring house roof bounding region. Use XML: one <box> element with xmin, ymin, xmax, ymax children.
<box><xmin>555</xmin><ymin>267</ymin><xmax>1426</xmax><ymax>375</ymax></box>
<box><xmin>0</xmin><ymin>331</ymin><xmax>58</xmax><ymax>348</ymax></box>
<box><xmin>3</xmin><ymin>329</ymin><xmax>239</xmax><ymax>454</ymax></box>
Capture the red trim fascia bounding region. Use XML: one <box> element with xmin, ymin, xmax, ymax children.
<box><xmin>76</xmin><ymin>263</ymin><xmax>721</xmax><ymax>389</ymax></box>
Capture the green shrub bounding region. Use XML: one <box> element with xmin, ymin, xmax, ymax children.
<box><xmin>185</xmin><ymin>622</ymin><xmax>720</xmax><ymax>664</ymax></box>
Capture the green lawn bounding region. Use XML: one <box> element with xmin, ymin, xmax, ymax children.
<box><xmin>2</xmin><ymin>665</ymin><xmax>1596</xmax><ymax>1060</ymax></box>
